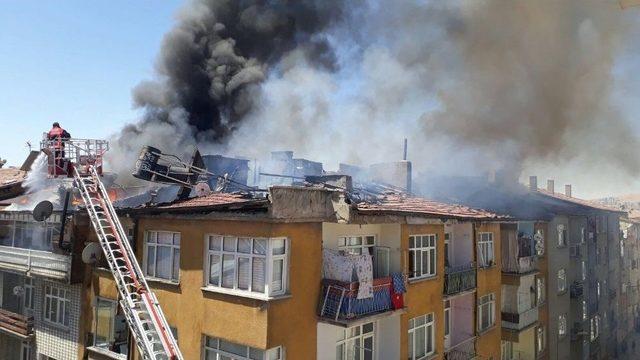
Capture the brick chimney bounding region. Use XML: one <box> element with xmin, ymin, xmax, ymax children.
<box><xmin>565</xmin><ymin>184</ymin><xmax>572</xmax><ymax>197</ymax></box>
<box><xmin>529</xmin><ymin>176</ymin><xmax>537</xmax><ymax>191</ymax></box>
<box><xmin>547</xmin><ymin>179</ymin><xmax>554</xmax><ymax>193</ymax></box>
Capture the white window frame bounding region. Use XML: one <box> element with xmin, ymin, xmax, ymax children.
<box><xmin>23</xmin><ymin>277</ymin><xmax>34</xmax><ymax>316</ymax></box>
<box><xmin>557</xmin><ymin>224</ymin><xmax>567</xmax><ymax>247</ymax></box>
<box><xmin>203</xmin><ymin>335</ymin><xmax>283</xmax><ymax>360</ymax></box>
<box><xmin>536</xmin><ymin>326</ymin><xmax>546</xmax><ymax>354</ymax></box>
<box><xmin>204</xmin><ymin>235</ymin><xmax>289</xmax><ymax>297</ymax></box>
<box><xmin>580</xmin><ymin>227</ymin><xmax>585</xmax><ymax>244</ymax></box>
<box><xmin>408</xmin><ymin>234</ymin><xmax>437</xmax><ymax>279</ymax></box>
<box><xmin>21</xmin><ymin>341</ymin><xmax>31</xmax><ymax>360</ymax></box>
<box><xmin>478</xmin><ymin>293</ymin><xmax>496</xmax><ymax>332</ymax></box>
<box><xmin>93</xmin><ymin>297</ymin><xmax>117</xmax><ymax>349</ymax></box>
<box><xmin>557</xmin><ymin>269</ymin><xmax>566</xmax><ymax>293</ymax></box>
<box><xmin>558</xmin><ymin>314</ymin><xmax>567</xmax><ymax>338</ymax></box>
<box><xmin>582</xmin><ymin>300</ymin><xmax>587</xmax><ymax>321</ymax></box>
<box><xmin>581</xmin><ymin>261</ymin><xmax>586</xmax><ymax>281</ymax></box>
<box><xmin>590</xmin><ymin>316</ymin><xmax>600</xmax><ymax>341</ymax></box>
<box><xmin>409</xmin><ymin>313</ymin><xmax>435</xmax><ymax>360</ymax></box>
<box><xmin>336</xmin><ymin>322</ymin><xmax>375</xmax><ymax>360</ymax></box>
<box><xmin>144</xmin><ymin>231</ymin><xmax>180</xmax><ymax>282</ymax></box>
<box><xmin>477</xmin><ymin>232</ymin><xmax>495</xmax><ymax>268</ymax></box>
<box><xmin>536</xmin><ymin>277</ymin><xmax>545</xmax><ymax>305</ymax></box>
<box><xmin>597</xmin><ymin>281</ymin><xmax>601</xmax><ymax>299</ymax></box>
<box><xmin>338</xmin><ymin>235</ymin><xmax>375</xmax><ymax>255</ymax></box>
<box><xmin>43</xmin><ymin>283</ymin><xmax>71</xmax><ymax>328</ymax></box>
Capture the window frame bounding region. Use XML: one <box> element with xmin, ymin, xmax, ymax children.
<box><xmin>478</xmin><ymin>293</ymin><xmax>496</xmax><ymax>332</ymax></box>
<box><xmin>408</xmin><ymin>313</ymin><xmax>435</xmax><ymax>360</ymax></box>
<box><xmin>204</xmin><ymin>235</ymin><xmax>289</xmax><ymax>298</ymax></box>
<box><xmin>408</xmin><ymin>234</ymin><xmax>437</xmax><ymax>280</ymax></box>
<box><xmin>43</xmin><ymin>283</ymin><xmax>71</xmax><ymax>328</ymax></box>
<box><xmin>337</xmin><ymin>235</ymin><xmax>376</xmax><ymax>255</ymax></box>
<box><xmin>143</xmin><ymin>230</ymin><xmax>181</xmax><ymax>283</ymax></box>
<box><xmin>536</xmin><ymin>326</ymin><xmax>546</xmax><ymax>354</ymax></box>
<box><xmin>536</xmin><ymin>277</ymin><xmax>545</xmax><ymax>305</ymax></box>
<box><xmin>202</xmin><ymin>335</ymin><xmax>284</xmax><ymax>360</ymax></box>
<box><xmin>557</xmin><ymin>269</ymin><xmax>566</xmax><ymax>294</ymax></box>
<box><xmin>557</xmin><ymin>224</ymin><xmax>567</xmax><ymax>247</ymax></box>
<box><xmin>336</xmin><ymin>322</ymin><xmax>375</xmax><ymax>360</ymax></box>
<box><xmin>23</xmin><ymin>277</ymin><xmax>34</xmax><ymax>316</ymax></box>
<box><xmin>93</xmin><ymin>297</ymin><xmax>117</xmax><ymax>349</ymax></box>
<box><xmin>558</xmin><ymin>314</ymin><xmax>567</xmax><ymax>338</ymax></box>
<box><xmin>477</xmin><ymin>232</ymin><xmax>495</xmax><ymax>268</ymax></box>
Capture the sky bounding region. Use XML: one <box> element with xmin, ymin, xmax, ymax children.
<box><xmin>0</xmin><ymin>1</ymin><xmax>183</xmax><ymax>167</ymax></box>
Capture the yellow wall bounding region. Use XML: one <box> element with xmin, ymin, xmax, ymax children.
<box><xmin>535</xmin><ymin>222</ymin><xmax>550</xmax><ymax>359</ymax></box>
<box><xmin>83</xmin><ymin>217</ymin><xmax>323</xmax><ymax>360</ymax></box>
<box><xmin>400</xmin><ymin>223</ymin><xmax>446</xmax><ymax>359</ymax></box>
<box><xmin>476</xmin><ymin>222</ymin><xmax>502</xmax><ymax>360</ymax></box>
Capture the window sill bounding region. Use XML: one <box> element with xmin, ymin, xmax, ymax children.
<box><xmin>408</xmin><ymin>275</ymin><xmax>438</xmax><ymax>285</ymax></box>
<box><xmin>417</xmin><ymin>351</ymin><xmax>438</xmax><ymax>360</ymax></box>
<box><xmin>477</xmin><ymin>324</ymin><xmax>497</xmax><ymax>336</ymax></box>
<box><xmin>146</xmin><ymin>277</ymin><xmax>180</xmax><ymax>287</ymax></box>
<box><xmin>42</xmin><ymin>320</ymin><xmax>70</xmax><ymax>332</ymax></box>
<box><xmin>478</xmin><ymin>264</ymin><xmax>497</xmax><ymax>270</ymax></box>
<box><xmin>201</xmin><ymin>286</ymin><xmax>292</xmax><ymax>301</ymax></box>
<box><xmin>86</xmin><ymin>346</ymin><xmax>127</xmax><ymax>360</ymax></box>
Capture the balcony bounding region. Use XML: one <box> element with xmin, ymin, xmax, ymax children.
<box><xmin>0</xmin><ymin>246</ymin><xmax>72</xmax><ymax>282</ymax></box>
<box><xmin>0</xmin><ymin>308</ymin><xmax>34</xmax><ymax>338</ymax></box>
<box><xmin>502</xmin><ymin>307</ymin><xmax>539</xmax><ymax>331</ymax></box>
<box><xmin>570</xmin><ymin>282</ymin><xmax>584</xmax><ymax>298</ymax></box>
<box><xmin>318</xmin><ymin>277</ymin><xmax>401</xmax><ymax>325</ymax></box>
<box><xmin>444</xmin><ymin>263</ymin><xmax>476</xmax><ymax>296</ymax></box>
<box><xmin>502</xmin><ymin>256</ymin><xmax>537</xmax><ymax>275</ymax></box>
<box><xmin>444</xmin><ymin>337</ymin><xmax>476</xmax><ymax>360</ymax></box>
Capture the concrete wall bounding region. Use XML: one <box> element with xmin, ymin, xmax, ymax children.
<box><xmin>535</xmin><ymin>222</ymin><xmax>550</xmax><ymax>360</ymax></box>
<box><xmin>476</xmin><ymin>222</ymin><xmax>502</xmax><ymax>360</ymax></box>
<box><xmin>547</xmin><ymin>216</ymin><xmax>571</xmax><ymax>360</ymax></box>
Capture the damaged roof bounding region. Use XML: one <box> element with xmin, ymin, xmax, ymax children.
<box><xmin>125</xmin><ymin>191</ymin><xmax>269</xmax><ymax>213</ymax></box>
<box><xmin>356</xmin><ymin>194</ymin><xmax>505</xmax><ymax>220</ymax></box>
<box><xmin>533</xmin><ymin>188</ymin><xmax>624</xmax><ymax>213</ymax></box>
<box><xmin>0</xmin><ymin>168</ymin><xmax>26</xmax><ymax>188</ymax></box>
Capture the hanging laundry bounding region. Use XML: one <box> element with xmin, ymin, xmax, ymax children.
<box><xmin>351</xmin><ymin>254</ymin><xmax>374</xmax><ymax>299</ymax></box>
<box><xmin>322</xmin><ymin>249</ymin><xmax>354</xmax><ymax>282</ymax></box>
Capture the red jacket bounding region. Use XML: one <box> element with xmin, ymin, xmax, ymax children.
<box><xmin>48</xmin><ymin>127</ymin><xmax>68</xmax><ymax>149</ymax></box>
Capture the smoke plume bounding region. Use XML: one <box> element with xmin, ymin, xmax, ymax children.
<box><xmin>109</xmin><ymin>0</ymin><xmax>640</xmax><ymax>197</ymax></box>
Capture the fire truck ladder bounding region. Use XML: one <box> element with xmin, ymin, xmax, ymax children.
<box><xmin>74</xmin><ymin>165</ymin><xmax>182</xmax><ymax>360</ymax></box>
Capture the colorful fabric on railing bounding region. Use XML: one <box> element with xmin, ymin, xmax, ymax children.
<box><xmin>351</xmin><ymin>254</ymin><xmax>373</xmax><ymax>299</ymax></box>
<box><xmin>343</xmin><ymin>284</ymin><xmax>392</xmax><ymax>316</ymax></box>
<box><xmin>322</xmin><ymin>249</ymin><xmax>354</xmax><ymax>282</ymax></box>
<box><xmin>391</xmin><ymin>272</ymin><xmax>406</xmax><ymax>294</ymax></box>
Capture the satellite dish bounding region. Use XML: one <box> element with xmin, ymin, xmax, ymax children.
<box><xmin>13</xmin><ymin>286</ymin><xmax>24</xmax><ymax>296</ymax></box>
<box><xmin>195</xmin><ymin>182</ymin><xmax>212</xmax><ymax>197</ymax></box>
<box><xmin>33</xmin><ymin>200</ymin><xmax>53</xmax><ymax>222</ymax></box>
<box><xmin>82</xmin><ymin>243</ymin><xmax>103</xmax><ymax>265</ymax></box>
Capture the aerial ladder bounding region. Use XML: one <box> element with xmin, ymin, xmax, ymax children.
<box><xmin>41</xmin><ymin>136</ymin><xmax>183</xmax><ymax>360</ymax></box>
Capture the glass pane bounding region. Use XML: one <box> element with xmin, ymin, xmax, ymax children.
<box><xmin>209</xmin><ymin>255</ymin><xmax>220</xmax><ymax>285</ymax></box>
<box><xmin>254</xmin><ymin>239</ymin><xmax>267</xmax><ymax>255</ymax></box>
<box><xmin>268</xmin><ymin>348</ymin><xmax>281</xmax><ymax>360</ymax></box>
<box><xmin>157</xmin><ymin>246</ymin><xmax>172</xmax><ymax>280</ymax></box>
<box><xmin>172</xmin><ymin>233</ymin><xmax>180</xmax><ymax>245</ymax></box>
<box><xmin>353</xmin><ymin>339</ymin><xmax>360</xmax><ymax>359</ymax></box>
<box><xmin>336</xmin><ymin>344</ymin><xmax>344</xmax><ymax>360</ymax></box>
<box><xmin>209</xmin><ymin>236</ymin><xmax>222</xmax><ymax>251</ymax></box>
<box><xmin>173</xmin><ymin>249</ymin><xmax>180</xmax><ymax>281</ymax></box>
<box><xmin>238</xmin><ymin>257</ymin><xmax>251</xmax><ymax>290</ymax></box>
<box><xmin>408</xmin><ymin>331</ymin><xmax>413</xmax><ymax>358</ymax></box>
<box><xmin>219</xmin><ymin>339</ymin><xmax>247</xmax><ymax>356</ymax></box>
<box><xmin>272</xmin><ymin>239</ymin><xmax>286</xmax><ymax>255</ymax></box>
<box><xmin>63</xmin><ymin>300</ymin><xmax>70</xmax><ymax>326</ymax></box>
<box><xmin>249</xmin><ymin>348</ymin><xmax>264</xmax><ymax>360</ymax></box>
<box><xmin>148</xmin><ymin>232</ymin><xmax>157</xmax><ymax>243</ymax></box>
<box><xmin>349</xmin><ymin>236</ymin><xmax>362</xmax><ymax>246</ymax></box>
<box><xmin>422</xmin><ymin>251</ymin><xmax>429</xmax><ymax>276</ymax></box>
<box><xmin>95</xmin><ymin>301</ymin><xmax>113</xmax><ymax>346</ymax></box>
<box><xmin>409</xmin><ymin>237</ymin><xmax>415</xmax><ymax>248</ymax></box>
<box><xmin>365</xmin><ymin>236</ymin><xmax>375</xmax><ymax>245</ymax></box>
<box><xmin>364</xmin><ymin>337</ymin><xmax>373</xmax><ymax>360</ymax></box>
<box><xmin>51</xmin><ymin>298</ymin><xmax>58</xmax><ymax>323</ymax></box>
<box><xmin>338</xmin><ymin>237</ymin><xmax>346</xmax><ymax>247</ymax></box>
<box><xmin>429</xmin><ymin>249</ymin><xmax>435</xmax><ymax>275</ymax></box>
<box><xmin>158</xmin><ymin>232</ymin><xmax>173</xmax><ymax>245</ymax></box>
<box><xmin>363</xmin><ymin>322</ymin><xmax>374</xmax><ymax>333</ymax></box>
<box><xmin>416</xmin><ymin>326</ymin><xmax>426</xmax><ymax>357</ymax></box>
<box><xmin>222</xmin><ymin>254</ymin><xmax>235</xmax><ymax>288</ymax></box>
<box><xmin>271</xmin><ymin>259</ymin><xmax>284</xmax><ymax>292</ymax></box>
<box><xmin>252</xmin><ymin>258</ymin><xmax>266</xmax><ymax>293</ymax></box>
<box><xmin>238</xmin><ymin>238</ymin><xmax>252</xmax><ymax>254</ymax></box>
<box><xmin>223</xmin><ymin>237</ymin><xmax>236</xmax><ymax>252</ymax></box>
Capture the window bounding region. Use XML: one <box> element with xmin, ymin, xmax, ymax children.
<box><xmin>557</xmin><ymin>269</ymin><xmax>566</xmax><ymax>293</ymax></box>
<box><xmin>536</xmin><ymin>326</ymin><xmax>546</xmax><ymax>354</ymax></box>
<box><xmin>408</xmin><ymin>235</ymin><xmax>437</xmax><ymax>279</ymax></box>
<box><xmin>536</xmin><ymin>277</ymin><xmax>545</xmax><ymax>305</ymax></box>
<box><xmin>477</xmin><ymin>232</ymin><xmax>495</xmax><ymax>267</ymax></box>
<box><xmin>336</xmin><ymin>322</ymin><xmax>375</xmax><ymax>360</ymax></box>
<box><xmin>582</xmin><ymin>301</ymin><xmax>587</xmax><ymax>321</ymax></box>
<box><xmin>203</xmin><ymin>336</ymin><xmax>283</xmax><ymax>360</ymax></box>
<box><xmin>205</xmin><ymin>235</ymin><xmax>288</xmax><ymax>297</ymax></box>
<box><xmin>338</xmin><ymin>236</ymin><xmax>375</xmax><ymax>255</ymax></box>
<box><xmin>581</xmin><ymin>261</ymin><xmax>586</xmax><ymax>281</ymax></box>
<box><xmin>558</xmin><ymin>314</ymin><xmax>567</xmax><ymax>338</ymax></box>
<box><xmin>144</xmin><ymin>231</ymin><xmax>180</xmax><ymax>282</ymax></box>
<box><xmin>44</xmin><ymin>284</ymin><xmax>70</xmax><ymax>327</ymax></box>
<box><xmin>590</xmin><ymin>316</ymin><xmax>600</xmax><ymax>341</ymax></box>
<box><xmin>23</xmin><ymin>277</ymin><xmax>34</xmax><ymax>315</ymax></box>
<box><xmin>408</xmin><ymin>314</ymin><xmax>435</xmax><ymax>359</ymax></box>
<box><xmin>501</xmin><ymin>341</ymin><xmax>513</xmax><ymax>360</ymax></box>
<box><xmin>535</xmin><ymin>229</ymin><xmax>544</xmax><ymax>256</ymax></box>
<box><xmin>580</xmin><ymin>227</ymin><xmax>585</xmax><ymax>244</ymax></box>
<box><xmin>478</xmin><ymin>293</ymin><xmax>496</xmax><ymax>332</ymax></box>
<box><xmin>557</xmin><ymin>224</ymin><xmax>567</xmax><ymax>247</ymax></box>
<box><xmin>93</xmin><ymin>298</ymin><xmax>129</xmax><ymax>356</ymax></box>
<box><xmin>597</xmin><ymin>281</ymin><xmax>601</xmax><ymax>299</ymax></box>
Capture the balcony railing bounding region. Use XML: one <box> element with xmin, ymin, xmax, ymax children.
<box><xmin>444</xmin><ymin>263</ymin><xmax>476</xmax><ymax>296</ymax></box>
<box><xmin>0</xmin><ymin>246</ymin><xmax>71</xmax><ymax>282</ymax></box>
<box><xmin>502</xmin><ymin>307</ymin><xmax>539</xmax><ymax>330</ymax></box>
<box><xmin>444</xmin><ymin>337</ymin><xmax>476</xmax><ymax>360</ymax></box>
<box><xmin>570</xmin><ymin>282</ymin><xmax>584</xmax><ymax>298</ymax></box>
<box><xmin>503</xmin><ymin>256</ymin><xmax>537</xmax><ymax>274</ymax></box>
<box><xmin>318</xmin><ymin>277</ymin><xmax>396</xmax><ymax>323</ymax></box>
<box><xmin>0</xmin><ymin>308</ymin><xmax>34</xmax><ymax>337</ymax></box>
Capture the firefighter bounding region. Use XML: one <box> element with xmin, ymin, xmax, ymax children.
<box><xmin>47</xmin><ymin>122</ymin><xmax>71</xmax><ymax>172</ymax></box>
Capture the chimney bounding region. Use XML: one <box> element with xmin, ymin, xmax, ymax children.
<box><xmin>565</xmin><ymin>184</ymin><xmax>572</xmax><ymax>197</ymax></box>
<box><xmin>529</xmin><ymin>176</ymin><xmax>537</xmax><ymax>191</ymax></box>
<box><xmin>547</xmin><ymin>179</ymin><xmax>554</xmax><ymax>193</ymax></box>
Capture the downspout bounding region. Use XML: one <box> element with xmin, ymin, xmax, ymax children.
<box><xmin>58</xmin><ymin>190</ymin><xmax>71</xmax><ymax>250</ymax></box>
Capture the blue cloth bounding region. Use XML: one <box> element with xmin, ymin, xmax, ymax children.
<box><xmin>391</xmin><ymin>272</ymin><xmax>406</xmax><ymax>294</ymax></box>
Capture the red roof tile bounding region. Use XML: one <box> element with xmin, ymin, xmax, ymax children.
<box><xmin>156</xmin><ymin>192</ymin><xmax>265</xmax><ymax>210</ymax></box>
<box><xmin>356</xmin><ymin>194</ymin><xmax>504</xmax><ymax>220</ymax></box>
<box><xmin>0</xmin><ymin>168</ymin><xmax>26</xmax><ymax>188</ymax></box>
<box><xmin>535</xmin><ymin>189</ymin><xmax>623</xmax><ymax>213</ymax></box>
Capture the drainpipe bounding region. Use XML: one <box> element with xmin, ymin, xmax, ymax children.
<box><xmin>58</xmin><ymin>190</ymin><xmax>71</xmax><ymax>251</ymax></box>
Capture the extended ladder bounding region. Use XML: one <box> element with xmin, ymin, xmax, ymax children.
<box><xmin>74</xmin><ymin>166</ymin><xmax>182</xmax><ymax>360</ymax></box>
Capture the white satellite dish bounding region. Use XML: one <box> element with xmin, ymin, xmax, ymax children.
<box><xmin>13</xmin><ymin>286</ymin><xmax>24</xmax><ymax>296</ymax></box>
<box><xmin>82</xmin><ymin>242</ymin><xmax>103</xmax><ymax>265</ymax></box>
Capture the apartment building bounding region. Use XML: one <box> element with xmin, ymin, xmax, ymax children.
<box><xmin>619</xmin><ymin>216</ymin><xmax>640</xmax><ymax>358</ymax></box>
<box><xmin>74</xmin><ymin>179</ymin><xmax>506</xmax><ymax>360</ymax></box>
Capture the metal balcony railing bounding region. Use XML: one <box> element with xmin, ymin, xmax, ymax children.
<box><xmin>318</xmin><ymin>277</ymin><xmax>395</xmax><ymax>323</ymax></box>
<box><xmin>570</xmin><ymin>282</ymin><xmax>584</xmax><ymax>298</ymax></box>
<box><xmin>503</xmin><ymin>256</ymin><xmax>537</xmax><ymax>274</ymax></box>
<box><xmin>501</xmin><ymin>307</ymin><xmax>539</xmax><ymax>330</ymax></box>
<box><xmin>444</xmin><ymin>262</ymin><xmax>476</xmax><ymax>296</ymax></box>
<box><xmin>0</xmin><ymin>308</ymin><xmax>34</xmax><ymax>337</ymax></box>
<box><xmin>444</xmin><ymin>338</ymin><xmax>476</xmax><ymax>360</ymax></box>
<box><xmin>0</xmin><ymin>246</ymin><xmax>71</xmax><ymax>281</ymax></box>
